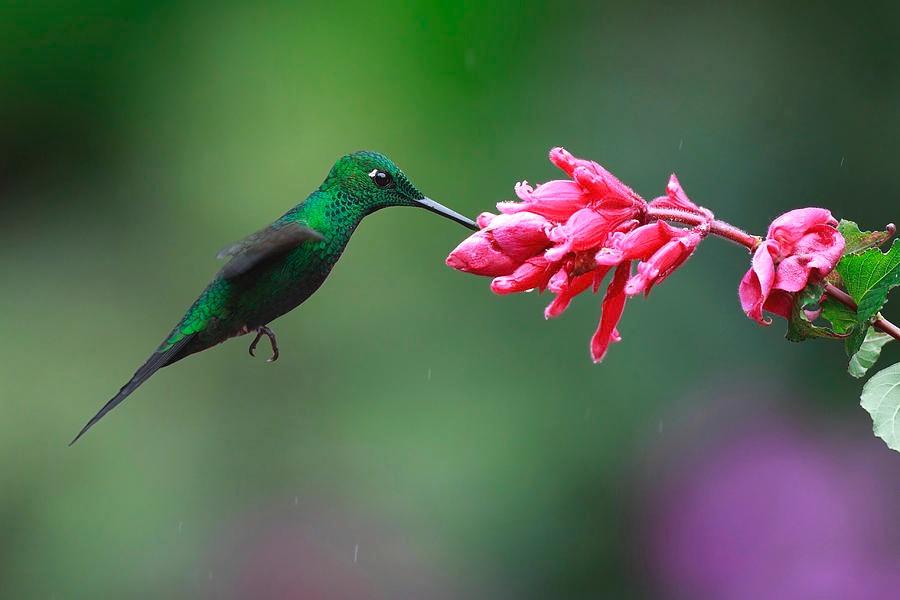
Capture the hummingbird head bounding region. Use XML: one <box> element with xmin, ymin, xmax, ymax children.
<box><xmin>323</xmin><ymin>151</ymin><xmax>478</xmax><ymax>231</ymax></box>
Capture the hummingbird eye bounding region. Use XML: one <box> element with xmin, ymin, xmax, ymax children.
<box><xmin>368</xmin><ymin>169</ymin><xmax>395</xmax><ymax>190</ymax></box>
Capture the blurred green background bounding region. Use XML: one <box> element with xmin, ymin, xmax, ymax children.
<box><xmin>2</xmin><ymin>1</ymin><xmax>899</xmax><ymax>598</ymax></box>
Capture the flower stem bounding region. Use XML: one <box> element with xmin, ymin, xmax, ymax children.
<box><xmin>646</xmin><ymin>207</ymin><xmax>761</xmax><ymax>250</ymax></box>
<box><xmin>647</xmin><ymin>206</ymin><xmax>900</xmax><ymax>342</ymax></box>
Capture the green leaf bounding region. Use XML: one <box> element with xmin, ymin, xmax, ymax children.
<box><xmin>847</xmin><ymin>328</ymin><xmax>893</xmax><ymax>378</ymax></box>
<box><xmin>837</xmin><ymin>220</ymin><xmax>894</xmax><ymax>255</ymax></box>
<box><xmin>819</xmin><ymin>296</ymin><xmax>866</xmax><ymax>354</ymax></box>
<box><xmin>820</xmin><ymin>296</ymin><xmax>857</xmax><ymax>334</ymax></box>
<box><xmin>836</xmin><ymin>239</ymin><xmax>900</xmax><ymax>337</ymax></box>
<box><xmin>845</xmin><ymin>323</ymin><xmax>869</xmax><ymax>358</ymax></box>
<box><xmin>860</xmin><ymin>362</ymin><xmax>900</xmax><ymax>452</ymax></box>
<box><xmin>785</xmin><ymin>283</ymin><xmax>843</xmax><ymax>342</ymax></box>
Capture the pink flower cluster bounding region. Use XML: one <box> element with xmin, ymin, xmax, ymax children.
<box><xmin>739</xmin><ymin>208</ymin><xmax>845</xmax><ymax>324</ymax></box>
<box><xmin>446</xmin><ymin>147</ymin><xmax>849</xmax><ymax>362</ymax></box>
<box><xmin>446</xmin><ymin>147</ymin><xmax>710</xmax><ymax>362</ymax></box>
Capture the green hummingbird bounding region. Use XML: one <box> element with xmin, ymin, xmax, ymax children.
<box><xmin>70</xmin><ymin>151</ymin><xmax>477</xmax><ymax>445</ymax></box>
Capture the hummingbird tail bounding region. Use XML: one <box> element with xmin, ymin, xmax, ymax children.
<box><xmin>69</xmin><ymin>334</ymin><xmax>196</xmax><ymax>446</ymax></box>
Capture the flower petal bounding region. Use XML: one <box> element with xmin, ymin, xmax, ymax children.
<box><xmin>498</xmin><ymin>180</ymin><xmax>590</xmax><ymax>221</ymax></box>
<box><xmin>739</xmin><ymin>241</ymin><xmax>778</xmax><ymax>324</ymax></box>
<box><xmin>610</xmin><ymin>220</ymin><xmax>684</xmax><ymax>261</ymax></box>
<box><xmin>549</xmin><ymin>207</ymin><xmax>623</xmax><ymax>252</ymax></box>
<box><xmin>573</xmin><ymin>166</ymin><xmax>644</xmax><ymax>207</ymax></box>
<box><xmin>767</xmin><ymin>208</ymin><xmax>838</xmax><ymax>247</ymax></box>
<box><xmin>446</xmin><ymin>212</ymin><xmax>552</xmax><ymax>277</ymax></box>
<box><xmin>590</xmin><ymin>262</ymin><xmax>631</xmax><ymax>362</ymax></box>
<box><xmin>476</xmin><ymin>212</ymin><xmax>497</xmax><ymax>229</ymax></box>
<box><xmin>648</xmin><ymin>174</ymin><xmax>713</xmax><ymax>220</ymax></box>
<box><xmin>486</xmin><ymin>212</ymin><xmax>552</xmax><ymax>262</ymax></box>
<box><xmin>549</xmin><ymin>147</ymin><xmax>597</xmax><ymax>177</ymax></box>
<box><xmin>773</xmin><ymin>255</ymin><xmax>820</xmax><ymax>292</ymax></box>
<box><xmin>545</xmin><ymin>270</ymin><xmax>599</xmax><ymax>319</ymax></box>
<box><xmin>781</xmin><ymin>225</ymin><xmax>845</xmax><ymax>269</ymax></box>
<box><xmin>762</xmin><ymin>290</ymin><xmax>793</xmax><ymax>320</ymax></box>
<box><xmin>490</xmin><ymin>257</ymin><xmax>554</xmax><ymax>294</ymax></box>
<box><xmin>550</xmin><ymin>147</ymin><xmax>644</xmax><ymax>204</ymax></box>
<box><xmin>625</xmin><ymin>227</ymin><xmax>704</xmax><ymax>296</ymax></box>
<box><xmin>446</xmin><ymin>231</ymin><xmax>520</xmax><ymax>276</ymax></box>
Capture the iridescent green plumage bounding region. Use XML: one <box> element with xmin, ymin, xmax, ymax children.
<box><xmin>70</xmin><ymin>151</ymin><xmax>477</xmax><ymax>445</ymax></box>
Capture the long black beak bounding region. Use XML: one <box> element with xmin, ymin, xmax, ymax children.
<box><xmin>415</xmin><ymin>196</ymin><xmax>479</xmax><ymax>231</ymax></box>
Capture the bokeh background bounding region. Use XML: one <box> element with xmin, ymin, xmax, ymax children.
<box><xmin>2</xmin><ymin>1</ymin><xmax>899</xmax><ymax>598</ymax></box>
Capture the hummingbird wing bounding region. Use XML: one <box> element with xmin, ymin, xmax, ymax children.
<box><xmin>216</xmin><ymin>221</ymin><xmax>325</xmax><ymax>280</ymax></box>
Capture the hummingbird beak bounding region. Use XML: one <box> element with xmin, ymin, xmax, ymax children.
<box><xmin>414</xmin><ymin>196</ymin><xmax>479</xmax><ymax>231</ymax></box>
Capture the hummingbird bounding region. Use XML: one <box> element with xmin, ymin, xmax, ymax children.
<box><xmin>70</xmin><ymin>151</ymin><xmax>478</xmax><ymax>445</ymax></box>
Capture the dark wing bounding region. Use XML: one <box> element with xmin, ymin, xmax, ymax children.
<box><xmin>69</xmin><ymin>334</ymin><xmax>196</xmax><ymax>446</ymax></box>
<box><xmin>216</xmin><ymin>221</ymin><xmax>325</xmax><ymax>280</ymax></box>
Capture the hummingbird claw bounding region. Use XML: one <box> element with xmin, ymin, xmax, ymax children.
<box><xmin>248</xmin><ymin>325</ymin><xmax>279</xmax><ymax>362</ymax></box>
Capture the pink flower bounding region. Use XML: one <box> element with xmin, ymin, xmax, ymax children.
<box><xmin>446</xmin><ymin>211</ymin><xmax>552</xmax><ymax>277</ymax></box>
<box><xmin>591</xmin><ymin>262</ymin><xmax>631</xmax><ymax>362</ymax></box>
<box><xmin>446</xmin><ymin>147</ymin><xmax>709</xmax><ymax>362</ymax></box>
<box><xmin>491</xmin><ymin>256</ymin><xmax>555</xmax><ymax>294</ymax></box>
<box><xmin>739</xmin><ymin>208</ymin><xmax>845</xmax><ymax>324</ymax></box>
<box><xmin>593</xmin><ymin>219</ymin><xmax>708</xmax><ymax>297</ymax></box>
<box><xmin>648</xmin><ymin>174</ymin><xmax>714</xmax><ymax>220</ymax></box>
<box><xmin>544</xmin><ymin>269</ymin><xmax>605</xmax><ymax>319</ymax></box>
<box><xmin>498</xmin><ymin>181</ymin><xmax>591</xmax><ymax>221</ymax></box>
<box><xmin>549</xmin><ymin>147</ymin><xmax>644</xmax><ymax>206</ymax></box>
<box><xmin>544</xmin><ymin>207</ymin><xmax>638</xmax><ymax>261</ymax></box>
<box><xmin>625</xmin><ymin>225</ymin><xmax>707</xmax><ymax>296</ymax></box>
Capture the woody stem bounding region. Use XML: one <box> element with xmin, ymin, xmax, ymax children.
<box><xmin>645</xmin><ymin>206</ymin><xmax>900</xmax><ymax>342</ymax></box>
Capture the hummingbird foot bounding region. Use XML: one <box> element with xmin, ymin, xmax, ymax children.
<box><xmin>248</xmin><ymin>325</ymin><xmax>279</xmax><ymax>362</ymax></box>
